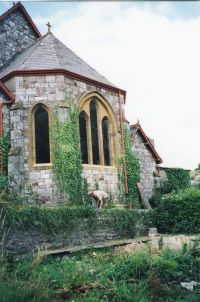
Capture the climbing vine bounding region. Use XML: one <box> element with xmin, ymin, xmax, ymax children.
<box><xmin>123</xmin><ymin>126</ymin><xmax>140</xmax><ymax>207</ymax></box>
<box><xmin>51</xmin><ymin>101</ymin><xmax>83</xmax><ymax>204</ymax></box>
<box><xmin>0</xmin><ymin>132</ymin><xmax>10</xmax><ymax>173</ymax></box>
<box><xmin>0</xmin><ymin>132</ymin><xmax>10</xmax><ymax>193</ymax></box>
<box><xmin>159</xmin><ymin>168</ymin><xmax>190</xmax><ymax>194</ymax></box>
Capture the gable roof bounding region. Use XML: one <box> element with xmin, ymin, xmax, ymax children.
<box><xmin>130</xmin><ymin>122</ymin><xmax>162</xmax><ymax>164</ymax></box>
<box><xmin>0</xmin><ymin>2</ymin><xmax>41</xmax><ymax>38</ymax></box>
<box><xmin>0</xmin><ymin>32</ymin><xmax>125</xmax><ymax>94</ymax></box>
<box><xmin>0</xmin><ymin>81</ymin><xmax>15</xmax><ymax>102</ymax></box>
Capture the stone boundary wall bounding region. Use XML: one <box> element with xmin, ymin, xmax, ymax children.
<box><xmin>1</xmin><ymin>216</ymin><xmax>147</xmax><ymax>257</ymax></box>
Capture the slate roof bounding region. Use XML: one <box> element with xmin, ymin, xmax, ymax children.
<box><xmin>0</xmin><ymin>32</ymin><xmax>116</xmax><ymax>87</ymax></box>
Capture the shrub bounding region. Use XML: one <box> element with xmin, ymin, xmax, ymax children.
<box><xmin>159</xmin><ymin>168</ymin><xmax>190</xmax><ymax>195</ymax></box>
<box><xmin>151</xmin><ymin>187</ymin><xmax>200</xmax><ymax>233</ymax></box>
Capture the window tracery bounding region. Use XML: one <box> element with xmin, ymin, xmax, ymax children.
<box><xmin>79</xmin><ymin>95</ymin><xmax>116</xmax><ymax>166</ymax></box>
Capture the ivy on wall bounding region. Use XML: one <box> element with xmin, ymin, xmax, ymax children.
<box><xmin>51</xmin><ymin>102</ymin><xmax>83</xmax><ymax>204</ymax></box>
<box><xmin>2</xmin><ymin>204</ymin><xmax>150</xmax><ymax>237</ymax></box>
<box><xmin>0</xmin><ymin>132</ymin><xmax>10</xmax><ymax>193</ymax></box>
<box><xmin>0</xmin><ymin>132</ymin><xmax>10</xmax><ymax>173</ymax></box>
<box><xmin>165</xmin><ymin>168</ymin><xmax>190</xmax><ymax>190</ymax></box>
<box><xmin>123</xmin><ymin>126</ymin><xmax>140</xmax><ymax>207</ymax></box>
<box><xmin>159</xmin><ymin>168</ymin><xmax>190</xmax><ymax>194</ymax></box>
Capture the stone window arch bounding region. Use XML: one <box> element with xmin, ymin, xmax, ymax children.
<box><xmin>79</xmin><ymin>93</ymin><xmax>117</xmax><ymax>166</ymax></box>
<box><xmin>32</xmin><ymin>104</ymin><xmax>50</xmax><ymax>165</ymax></box>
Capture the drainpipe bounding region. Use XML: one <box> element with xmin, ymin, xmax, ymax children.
<box><xmin>118</xmin><ymin>90</ymin><xmax>128</xmax><ymax>194</ymax></box>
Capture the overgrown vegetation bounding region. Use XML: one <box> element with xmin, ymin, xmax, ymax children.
<box><xmin>0</xmin><ymin>132</ymin><xmax>10</xmax><ymax>193</ymax></box>
<box><xmin>1</xmin><ymin>204</ymin><xmax>149</xmax><ymax>237</ymax></box>
<box><xmin>150</xmin><ymin>187</ymin><xmax>200</xmax><ymax>234</ymax></box>
<box><xmin>51</xmin><ymin>102</ymin><xmax>83</xmax><ymax>204</ymax></box>
<box><xmin>1</xmin><ymin>247</ymin><xmax>200</xmax><ymax>302</ymax></box>
<box><xmin>158</xmin><ymin>168</ymin><xmax>190</xmax><ymax>195</ymax></box>
<box><xmin>123</xmin><ymin>126</ymin><xmax>140</xmax><ymax>207</ymax></box>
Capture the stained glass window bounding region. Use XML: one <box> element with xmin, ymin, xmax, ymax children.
<box><xmin>79</xmin><ymin>111</ymin><xmax>88</xmax><ymax>164</ymax></box>
<box><xmin>102</xmin><ymin>116</ymin><xmax>111</xmax><ymax>166</ymax></box>
<box><xmin>90</xmin><ymin>100</ymin><xmax>100</xmax><ymax>165</ymax></box>
<box><xmin>35</xmin><ymin>105</ymin><xmax>50</xmax><ymax>164</ymax></box>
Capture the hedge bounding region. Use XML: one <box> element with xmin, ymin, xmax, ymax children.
<box><xmin>1</xmin><ymin>205</ymin><xmax>150</xmax><ymax>238</ymax></box>
<box><xmin>151</xmin><ymin>187</ymin><xmax>200</xmax><ymax>234</ymax></box>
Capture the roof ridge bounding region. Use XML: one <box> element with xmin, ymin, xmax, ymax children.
<box><xmin>19</xmin><ymin>34</ymin><xmax>48</xmax><ymax>69</ymax></box>
<box><xmin>49</xmin><ymin>34</ymin><xmax>63</xmax><ymax>69</ymax></box>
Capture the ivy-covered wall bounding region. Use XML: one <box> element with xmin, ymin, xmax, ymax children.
<box><xmin>7</xmin><ymin>74</ymin><xmax>123</xmax><ymax>205</ymax></box>
<box><xmin>1</xmin><ymin>206</ymin><xmax>149</xmax><ymax>256</ymax></box>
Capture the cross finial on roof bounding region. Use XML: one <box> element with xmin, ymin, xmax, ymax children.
<box><xmin>46</xmin><ymin>22</ymin><xmax>52</xmax><ymax>33</ymax></box>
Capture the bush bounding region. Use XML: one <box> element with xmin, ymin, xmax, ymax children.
<box><xmin>151</xmin><ymin>187</ymin><xmax>200</xmax><ymax>233</ymax></box>
<box><xmin>159</xmin><ymin>168</ymin><xmax>190</xmax><ymax>195</ymax></box>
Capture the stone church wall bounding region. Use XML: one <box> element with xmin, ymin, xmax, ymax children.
<box><xmin>7</xmin><ymin>74</ymin><xmax>122</xmax><ymax>204</ymax></box>
<box><xmin>132</xmin><ymin>133</ymin><xmax>157</xmax><ymax>200</ymax></box>
<box><xmin>0</xmin><ymin>92</ymin><xmax>11</xmax><ymax>134</ymax></box>
<box><xmin>0</xmin><ymin>9</ymin><xmax>38</xmax><ymax>68</ymax></box>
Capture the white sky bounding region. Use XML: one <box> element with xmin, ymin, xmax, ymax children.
<box><xmin>2</xmin><ymin>1</ymin><xmax>200</xmax><ymax>170</ymax></box>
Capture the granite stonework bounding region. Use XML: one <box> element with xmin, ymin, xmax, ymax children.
<box><xmin>0</xmin><ymin>9</ymin><xmax>38</xmax><ymax>68</ymax></box>
<box><xmin>6</xmin><ymin>75</ymin><xmax>123</xmax><ymax>204</ymax></box>
<box><xmin>132</xmin><ymin>133</ymin><xmax>158</xmax><ymax>200</ymax></box>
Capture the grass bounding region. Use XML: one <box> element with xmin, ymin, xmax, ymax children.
<box><xmin>0</xmin><ymin>247</ymin><xmax>200</xmax><ymax>302</ymax></box>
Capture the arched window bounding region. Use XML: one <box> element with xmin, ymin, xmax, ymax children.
<box><xmin>79</xmin><ymin>94</ymin><xmax>116</xmax><ymax>166</ymax></box>
<box><xmin>90</xmin><ymin>100</ymin><xmax>100</xmax><ymax>165</ymax></box>
<box><xmin>34</xmin><ymin>105</ymin><xmax>50</xmax><ymax>164</ymax></box>
<box><xmin>79</xmin><ymin>111</ymin><xmax>88</xmax><ymax>164</ymax></box>
<box><xmin>102</xmin><ymin>116</ymin><xmax>110</xmax><ymax>166</ymax></box>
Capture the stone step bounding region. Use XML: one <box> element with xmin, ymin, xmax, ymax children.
<box><xmin>39</xmin><ymin>237</ymin><xmax>149</xmax><ymax>258</ymax></box>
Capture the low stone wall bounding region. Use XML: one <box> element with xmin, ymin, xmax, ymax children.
<box><xmin>2</xmin><ymin>218</ymin><xmax>137</xmax><ymax>257</ymax></box>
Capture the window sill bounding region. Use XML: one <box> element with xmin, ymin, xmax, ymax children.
<box><xmin>82</xmin><ymin>164</ymin><xmax>117</xmax><ymax>170</ymax></box>
<box><xmin>32</xmin><ymin>163</ymin><xmax>52</xmax><ymax>170</ymax></box>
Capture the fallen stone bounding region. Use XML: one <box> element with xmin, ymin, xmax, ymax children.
<box><xmin>180</xmin><ymin>281</ymin><xmax>200</xmax><ymax>291</ymax></box>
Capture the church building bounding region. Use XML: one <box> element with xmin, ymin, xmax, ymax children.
<box><xmin>0</xmin><ymin>2</ymin><xmax>127</xmax><ymax>204</ymax></box>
